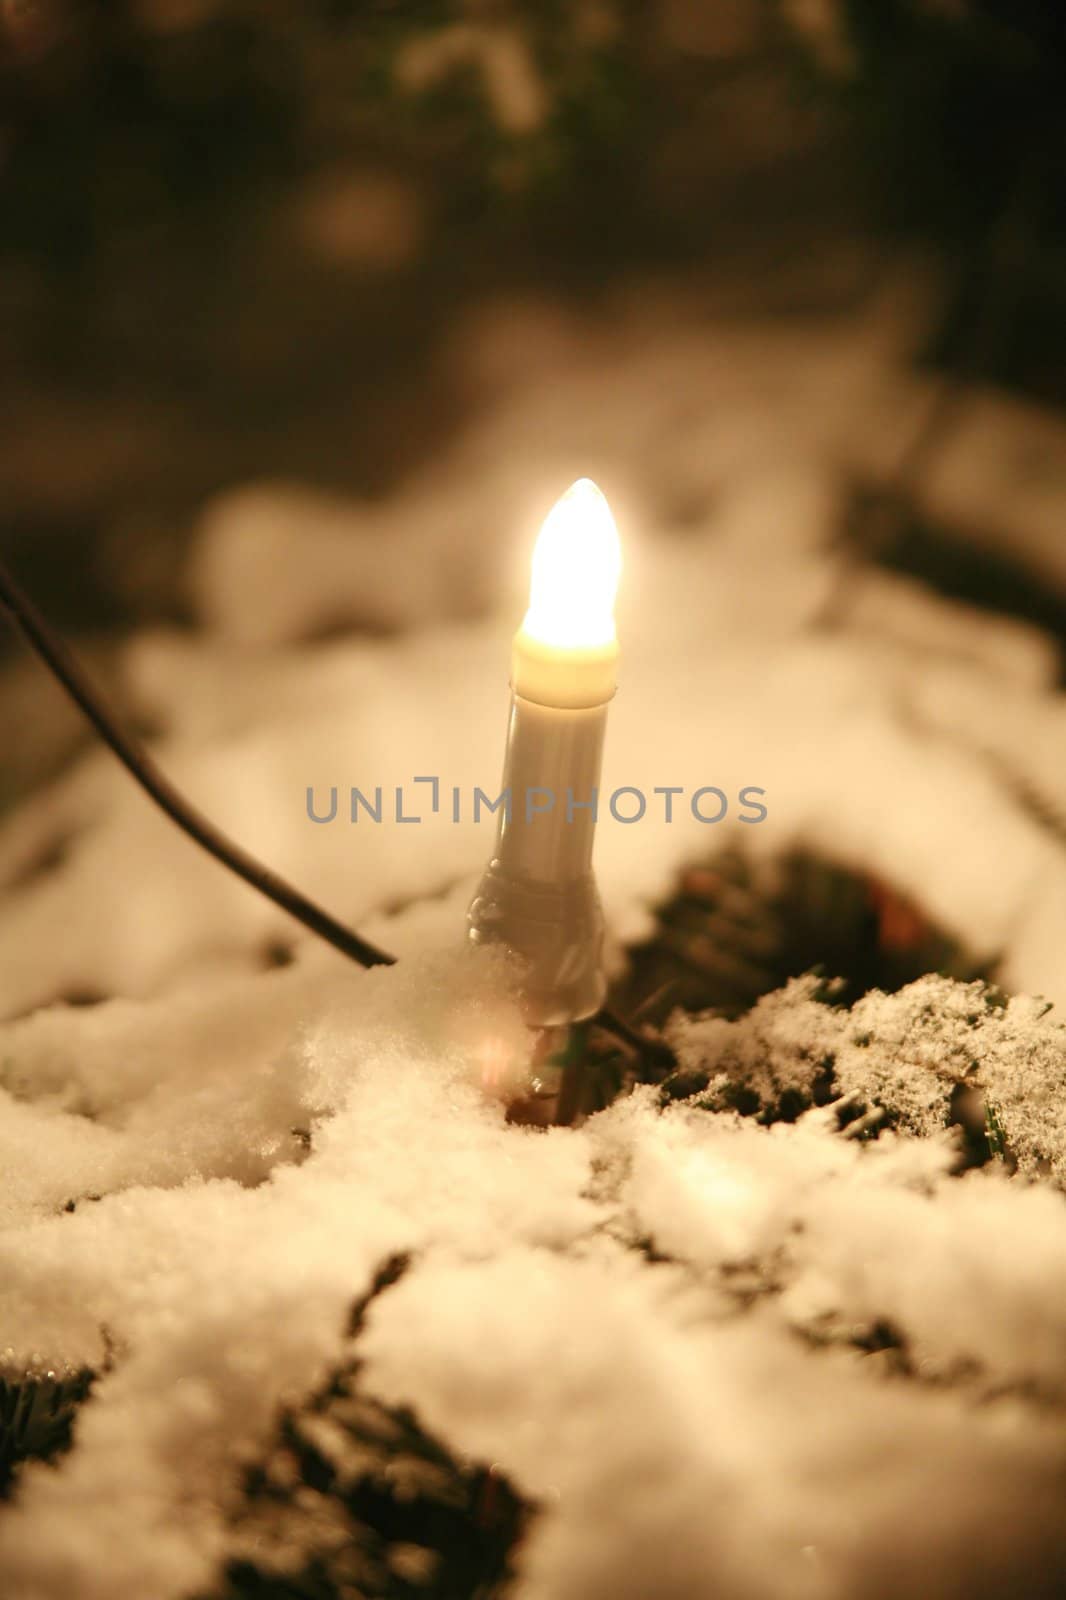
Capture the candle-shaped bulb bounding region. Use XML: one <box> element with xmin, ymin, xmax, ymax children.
<box><xmin>522</xmin><ymin>478</ymin><xmax>621</xmax><ymax>650</ymax></box>
<box><xmin>470</xmin><ymin>477</ymin><xmax>621</xmax><ymax>1027</ymax></box>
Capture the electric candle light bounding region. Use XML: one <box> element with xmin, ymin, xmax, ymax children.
<box><xmin>468</xmin><ymin>477</ymin><xmax>621</xmax><ymax>1027</ymax></box>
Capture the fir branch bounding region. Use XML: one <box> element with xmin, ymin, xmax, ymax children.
<box><xmin>984</xmin><ymin>1097</ymin><xmax>1009</xmax><ymax>1162</ymax></box>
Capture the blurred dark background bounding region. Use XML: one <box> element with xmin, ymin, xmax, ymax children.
<box><xmin>2</xmin><ymin>0</ymin><xmax>1066</xmax><ymax>636</ymax></box>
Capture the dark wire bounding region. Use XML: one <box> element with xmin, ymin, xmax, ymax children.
<box><xmin>0</xmin><ymin>557</ymin><xmax>396</xmax><ymax>971</ymax></box>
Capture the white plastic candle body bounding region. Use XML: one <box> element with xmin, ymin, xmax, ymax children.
<box><xmin>468</xmin><ymin>479</ymin><xmax>620</xmax><ymax>1026</ymax></box>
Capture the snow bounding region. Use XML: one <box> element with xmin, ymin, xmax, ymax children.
<box><xmin>5</xmin><ymin>960</ymin><xmax>1066</xmax><ymax>1598</ymax></box>
<box><xmin>4</xmin><ymin>275</ymin><xmax>1066</xmax><ymax>1596</ymax></box>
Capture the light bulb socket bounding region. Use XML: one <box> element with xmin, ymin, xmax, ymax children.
<box><xmin>468</xmin><ymin>865</ymin><xmax>606</xmax><ymax>1026</ymax></box>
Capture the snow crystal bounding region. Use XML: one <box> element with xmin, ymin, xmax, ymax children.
<box><xmin>666</xmin><ymin>975</ymin><xmax>842</xmax><ymax>1113</ymax></box>
<box><xmin>667</xmin><ymin>972</ymin><xmax>1066</xmax><ymax>1180</ymax></box>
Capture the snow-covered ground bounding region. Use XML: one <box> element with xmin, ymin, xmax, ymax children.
<box><xmin>3</xmin><ymin>277</ymin><xmax>1066</xmax><ymax>1598</ymax></box>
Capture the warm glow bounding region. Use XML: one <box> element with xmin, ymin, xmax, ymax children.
<box><xmin>522</xmin><ymin>478</ymin><xmax>622</xmax><ymax>650</ymax></box>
